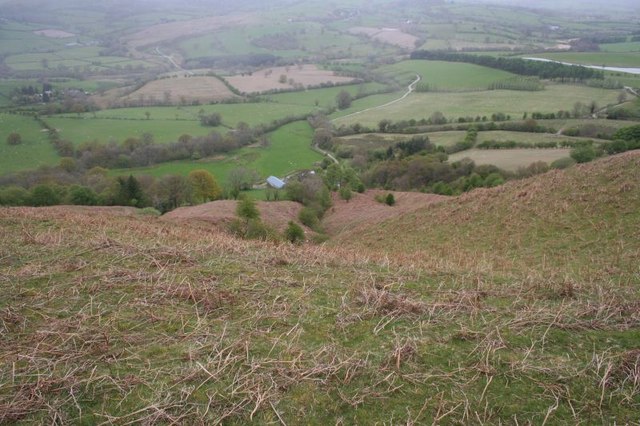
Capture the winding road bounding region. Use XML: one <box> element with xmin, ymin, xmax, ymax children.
<box><xmin>331</xmin><ymin>74</ymin><xmax>421</xmax><ymax>123</ymax></box>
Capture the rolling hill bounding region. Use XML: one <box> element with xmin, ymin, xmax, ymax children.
<box><xmin>1</xmin><ymin>152</ymin><xmax>639</xmax><ymax>423</ymax></box>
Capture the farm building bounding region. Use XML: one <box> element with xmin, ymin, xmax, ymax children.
<box><xmin>266</xmin><ymin>176</ymin><xmax>286</xmax><ymax>189</ymax></box>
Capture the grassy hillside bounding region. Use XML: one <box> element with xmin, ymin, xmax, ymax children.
<box><xmin>1</xmin><ymin>152</ymin><xmax>640</xmax><ymax>423</ymax></box>
<box><xmin>336</xmin><ymin>151</ymin><xmax>640</xmax><ymax>279</ymax></box>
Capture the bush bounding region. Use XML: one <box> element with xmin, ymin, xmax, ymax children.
<box><xmin>432</xmin><ymin>181</ymin><xmax>453</xmax><ymax>195</ymax></box>
<box><xmin>285</xmin><ymin>221</ymin><xmax>305</xmax><ymax>243</ymax></box>
<box><xmin>550</xmin><ymin>157</ymin><xmax>576</xmax><ymax>169</ymax></box>
<box><xmin>245</xmin><ymin>219</ymin><xmax>271</xmax><ymax>240</ymax></box>
<box><xmin>339</xmin><ymin>186</ymin><xmax>352</xmax><ymax>202</ymax></box>
<box><xmin>6</xmin><ymin>132</ymin><xmax>22</xmax><ymax>145</ymax></box>
<box><xmin>0</xmin><ymin>186</ymin><xmax>29</xmax><ymax>206</ymax></box>
<box><xmin>484</xmin><ymin>173</ymin><xmax>505</xmax><ymax>187</ymax></box>
<box><xmin>68</xmin><ymin>185</ymin><xmax>98</xmax><ymax>205</ymax></box>
<box><xmin>236</xmin><ymin>195</ymin><xmax>260</xmax><ymax>220</ymax></box>
<box><xmin>570</xmin><ymin>145</ymin><xmax>597</xmax><ymax>163</ymax></box>
<box><xmin>200</xmin><ymin>112</ymin><xmax>222</xmax><ymax>126</ymax></box>
<box><xmin>604</xmin><ymin>140</ymin><xmax>629</xmax><ymax>155</ymax></box>
<box><xmin>385</xmin><ymin>193</ymin><xmax>395</xmax><ymax>206</ymax></box>
<box><xmin>140</xmin><ymin>207</ymin><xmax>161</xmax><ymax>216</ymax></box>
<box><xmin>298</xmin><ymin>207</ymin><xmax>320</xmax><ymax>229</ymax></box>
<box><xmin>336</xmin><ymin>90</ymin><xmax>352</xmax><ymax>110</ymax></box>
<box><xmin>30</xmin><ymin>184</ymin><xmax>60</xmax><ymax>206</ymax></box>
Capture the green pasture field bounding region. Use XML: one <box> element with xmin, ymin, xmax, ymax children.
<box><xmin>61</xmin><ymin>102</ymin><xmax>320</xmax><ymax>134</ymax></box>
<box><xmin>0</xmin><ymin>23</ymin><xmax>70</xmax><ymax>56</ymax></box>
<box><xmin>115</xmin><ymin>121</ymin><xmax>322</xmax><ymax>185</ymax></box>
<box><xmin>332</xmin><ymin>85</ymin><xmax>621</xmax><ymax>128</ymax></box>
<box><xmin>604</xmin><ymin>71</ymin><xmax>640</xmax><ymax>88</ymax></box>
<box><xmin>0</xmin><ymin>114</ymin><xmax>59</xmax><ymax>175</ymax></box>
<box><xmin>377</xmin><ymin>60</ymin><xmax>516</xmax><ymax>89</ymax></box>
<box><xmin>447</xmin><ymin>3</ymin><xmax>544</xmax><ymax>26</ymax></box>
<box><xmin>542</xmin><ymin>118</ymin><xmax>639</xmax><ymax>133</ymax></box>
<box><xmin>523</xmin><ymin>52</ymin><xmax>640</xmax><ymax>68</ymax></box>
<box><xmin>5</xmin><ymin>47</ymin><xmax>155</xmax><ymax>72</ymax></box>
<box><xmin>177</xmin><ymin>23</ymin><xmax>312</xmax><ymax>59</ymax></box>
<box><xmin>336</xmin><ymin>132</ymin><xmax>472</xmax><ymax>151</ymax></box>
<box><xmin>44</xmin><ymin>116</ymin><xmax>212</xmax><ymax>146</ymax></box>
<box><xmin>448</xmin><ymin>148</ymin><xmax>572</xmax><ymax>170</ymax></box>
<box><xmin>264</xmin><ymin>82</ymin><xmax>387</xmax><ymax>108</ymax></box>
<box><xmin>601</xmin><ymin>42</ymin><xmax>640</xmax><ymax>53</ymax></box>
<box><xmin>476</xmin><ymin>130</ymin><xmax>609</xmax><ymax>144</ymax></box>
<box><xmin>178</xmin><ymin>24</ymin><xmax>398</xmax><ymax>63</ymax></box>
<box><xmin>329</xmin><ymin>91</ymin><xmax>408</xmax><ymax>121</ymax></box>
<box><xmin>337</xmin><ymin>130</ymin><xmax>608</xmax><ymax>151</ymax></box>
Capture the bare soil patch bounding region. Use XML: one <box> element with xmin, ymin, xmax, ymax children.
<box><xmin>226</xmin><ymin>64</ymin><xmax>356</xmax><ymax>94</ymax></box>
<box><xmin>349</xmin><ymin>27</ymin><xmax>419</xmax><ymax>50</ymax></box>
<box><xmin>124</xmin><ymin>76</ymin><xmax>238</xmax><ymax>104</ymax></box>
<box><xmin>323</xmin><ymin>190</ymin><xmax>446</xmax><ymax>237</ymax></box>
<box><xmin>161</xmin><ymin>200</ymin><xmax>307</xmax><ymax>232</ymax></box>
<box><xmin>125</xmin><ymin>14</ymin><xmax>257</xmax><ymax>49</ymax></box>
<box><xmin>34</xmin><ymin>29</ymin><xmax>75</xmax><ymax>38</ymax></box>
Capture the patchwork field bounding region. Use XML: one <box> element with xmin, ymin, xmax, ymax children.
<box><xmin>448</xmin><ymin>148</ymin><xmax>572</xmax><ymax>170</ymax></box>
<box><xmin>226</xmin><ymin>64</ymin><xmax>357</xmax><ymax>94</ymax></box>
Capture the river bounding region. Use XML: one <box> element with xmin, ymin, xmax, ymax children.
<box><xmin>523</xmin><ymin>57</ymin><xmax>640</xmax><ymax>75</ymax></box>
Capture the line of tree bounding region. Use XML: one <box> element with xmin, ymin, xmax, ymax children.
<box><xmin>409</xmin><ymin>51</ymin><xmax>604</xmax><ymax>81</ymax></box>
<box><xmin>0</xmin><ymin>168</ymin><xmax>222</xmax><ymax>213</ymax></box>
<box><xmin>476</xmin><ymin>139</ymin><xmax>592</xmax><ymax>150</ymax></box>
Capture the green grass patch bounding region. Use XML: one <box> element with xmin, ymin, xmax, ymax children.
<box><xmin>0</xmin><ymin>113</ymin><xmax>59</xmax><ymax>175</ymax></box>
<box><xmin>44</xmin><ymin>116</ymin><xmax>212</xmax><ymax>145</ymax></box>
<box><xmin>379</xmin><ymin>60</ymin><xmax>516</xmax><ymax>89</ymax></box>
<box><xmin>600</xmin><ymin>41</ymin><xmax>640</xmax><ymax>53</ymax></box>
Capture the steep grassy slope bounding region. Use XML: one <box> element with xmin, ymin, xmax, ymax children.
<box><xmin>1</xmin><ymin>153</ymin><xmax>640</xmax><ymax>423</ymax></box>
<box><xmin>337</xmin><ymin>152</ymin><xmax>640</xmax><ymax>281</ymax></box>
